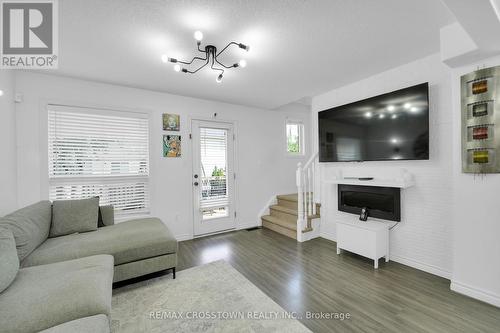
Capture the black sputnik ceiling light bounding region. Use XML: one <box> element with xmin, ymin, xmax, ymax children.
<box><xmin>162</xmin><ymin>31</ymin><xmax>250</xmax><ymax>83</ymax></box>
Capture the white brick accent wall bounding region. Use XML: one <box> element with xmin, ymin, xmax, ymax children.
<box><xmin>313</xmin><ymin>54</ymin><xmax>453</xmax><ymax>278</ymax></box>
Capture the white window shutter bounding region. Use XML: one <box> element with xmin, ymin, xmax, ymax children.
<box><xmin>48</xmin><ymin>105</ymin><xmax>150</xmax><ymax>217</ymax></box>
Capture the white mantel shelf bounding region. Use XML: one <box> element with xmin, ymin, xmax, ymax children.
<box><xmin>325</xmin><ymin>178</ymin><xmax>415</xmax><ymax>189</ymax></box>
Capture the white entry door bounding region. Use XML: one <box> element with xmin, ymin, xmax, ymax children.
<box><xmin>192</xmin><ymin>120</ymin><xmax>236</xmax><ymax>236</ymax></box>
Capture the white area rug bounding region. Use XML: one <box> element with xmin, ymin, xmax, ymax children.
<box><xmin>111</xmin><ymin>260</ymin><xmax>311</xmax><ymax>332</ymax></box>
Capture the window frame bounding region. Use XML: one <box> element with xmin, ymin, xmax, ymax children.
<box><xmin>285</xmin><ymin>119</ymin><xmax>305</xmax><ymax>157</ymax></box>
<box><xmin>43</xmin><ymin>103</ymin><xmax>152</xmax><ymax>220</ymax></box>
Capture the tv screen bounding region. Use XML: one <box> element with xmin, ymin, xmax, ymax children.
<box><xmin>318</xmin><ymin>83</ymin><xmax>429</xmax><ymax>162</ymax></box>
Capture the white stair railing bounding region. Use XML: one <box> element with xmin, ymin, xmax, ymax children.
<box><xmin>296</xmin><ymin>151</ymin><xmax>319</xmax><ymax>240</ymax></box>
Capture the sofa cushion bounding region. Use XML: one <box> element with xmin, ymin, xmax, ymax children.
<box><xmin>0</xmin><ymin>201</ymin><xmax>52</xmax><ymax>261</ymax></box>
<box><xmin>23</xmin><ymin>218</ymin><xmax>177</xmax><ymax>268</ymax></box>
<box><xmin>39</xmin><ymin>314</ymin><xmax>110</xmax><ymax>333</ymax></box>
<box><xmin>0</xmin><ymin>228</ymin><xmax>19</xmax><ymax>293</ymax></box>
<box><xmin>50</xmin><ymin>197</ymin><xmax>99</xmax><ymax>237</ymax></box>
<box><xmin>98</xmin><ymin>205</ymin><xmax>114</xmax><ymax>227</ymax></box>
<box><xmin>0</xmin><ymin>255</ymin><xmax>113</xmax><ymax>333</ymax></box>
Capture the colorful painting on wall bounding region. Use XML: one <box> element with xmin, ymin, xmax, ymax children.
<box><xmin>163</xmin><ymin>113</ymin><xmax>180</xmax><ymax>131</ymax></box>
<box><xmin>163</xmin><ymin>135</ymin><xmax>181</xmax><ymax>157</ymax></box>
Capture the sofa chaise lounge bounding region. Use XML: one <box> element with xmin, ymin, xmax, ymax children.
<box><xmin>0</xmin><ymin>200</ymin><xmax>178</xmax><ymax>333</ymax></box>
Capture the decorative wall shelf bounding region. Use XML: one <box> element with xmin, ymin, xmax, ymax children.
<box><xmin>323</xmin><ymin>168</ymin><xmax>415</xmax><ymax>189</ymax></box>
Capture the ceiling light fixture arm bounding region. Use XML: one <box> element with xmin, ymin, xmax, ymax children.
<box><xmin>197</xmin><ymin>41</ymin><xmax>205</xmax><ymax>54</ymax></box>
<box><xmin>210</xmin><ymin>56</ymin><xmax>224</xmax><ymax>75</ymax></box>
<box><xmin>182</xmin><ymin>58</ymin><xmax>210</xmax><ymax>74</ymax></box>
<box><xmin>215</xmin><ymin>58</ymin><xmax>237</xmax><ymax>69</ymax></box>
<box><xmin>210</xmin><ymin>64</ymin><xmax>224</xmax><ymax>75</ymax></box>
<box><xmin>177</xmin><ymin>55</ymin><xmax>207</xmax><ymax>66</ymax></box>
<box><xmin>164</xmin><ymin>31</ymin><xmax>249</xmax><ymax>83</ymax></box>
<box><xmin>216</xmin><ymin>41</ymin><xmax>250</xmax><ymax>57</ymax></box>
<box><xmin>216</xmin><ymin>42</ymin><xmax>238</xmax><ymax>57</ymax></box>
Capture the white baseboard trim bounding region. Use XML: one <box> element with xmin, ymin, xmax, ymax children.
<box><xmin>319</xmin><ymin>231</ymin><xmax>336</xmax><ymax>242</ymax></box>
<box><xmin>174</xmin><ymin>234</ymin><xmax>192</xmax><ymax>242</ymax></box>
<box><xmin>238</xmin><ymin>222</ymin><xmax>261</xmax><ymax>230</ymax></box>
<box><xmin>177</xmin><ymin>223</ymin><xmax>261</xmax><ymax>242</ymax></box>
<box><xmin>390</xmin><ymin>254</ymin><xmax>451</xmax><ymax>279</ymax></box>
<box><xmin>451</xmin><ymin>280</ymin><xmax>500</xmax><ymax>307</ymax></box>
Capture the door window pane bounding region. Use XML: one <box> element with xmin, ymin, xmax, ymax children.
<box><xmin>199</xmin><ymin>127</ymin><xmax>229</xmax><ymax>220</ymax></box>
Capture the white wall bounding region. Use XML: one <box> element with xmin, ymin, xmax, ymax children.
<box><xmin>14</xmin><ymin>72</ymin><xmax>310</xmax><ymax>240</ymax></box>
<box><xmin>312</xmin><ymin>54</ymin><xmax>454</xmax><ymax>278</ymax></box>
<box><xmin>0</xmin><ymin>71</ymin><xmax>18</xmax><ymax>216</ymax></box>
<box><xmin>450</xmin><ymin>55</ymin><xmax>500</xmax><ymax>307</ymax></box>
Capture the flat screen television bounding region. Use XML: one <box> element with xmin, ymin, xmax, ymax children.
<box><xmin>318</xmin><ymin>83</ymin><xmax>429</xmax><ymax>162</ymax></box>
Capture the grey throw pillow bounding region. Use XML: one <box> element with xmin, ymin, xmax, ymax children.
<box><xmin>50</xmin><ymin>197</ymin><xmax>99</xmax><ymax>237</ymax></box>
<box><xmin>0</xmin><ymin>201</ymin><xmax>52</xmax><ymax>261</ymax></box>
<box><xmin>98</xmin><ymin>205</ymin><xmax>115</xmax><ymax>227</ymax></box>
<box><xmin>0</xmin><ymin>227</ymin><xmax>20</xmax><ymax>293</ymax></box>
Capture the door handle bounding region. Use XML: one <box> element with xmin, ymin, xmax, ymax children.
<box><xmin>194</xmin><ymin>182</ymin><xmax>199</xmax><ymax>186</ymax></box>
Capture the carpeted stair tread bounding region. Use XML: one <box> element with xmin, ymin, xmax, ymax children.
<box><xmin>270</xmin><ymin>205</ymin><xmax>298</xmax><ymax>215</ymax></box>
<box><xmin>276</xmin><ymin>193</ymin><xmax>321</xmax><ymax>205</ymax></box>
<box><xmin>276</xmin><ymin>194</ymin><xmax>299</xmax><ymax>202</ymax></box>
<box><xmin>270</xmin><ymin>205</ymin><xmax>321</xmax><ymax>219</ymax></box>
<box><xmin>261</xmin><ymin>215</ymin><xmax>297</xmax><ymax>231</ymax></box>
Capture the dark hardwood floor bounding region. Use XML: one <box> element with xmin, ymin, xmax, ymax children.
<box><xmin>178</xmin><ymin>228</ymin><xmax>500</xmax><ymax>333</ymax></box>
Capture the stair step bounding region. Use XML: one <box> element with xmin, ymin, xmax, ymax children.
<box><xmin>276</xmin><ymin>193</ymin><xmax>320</xmax><ymax>203</ymax></box>
<box><xmin>277</xmin><ymin>197</ymin><xmax>298</xmax><ymax>209</ymax></box>
<box><xmin>276</xmin><ymin>194</ymin><xmax>299</xmax><ymax>202</ymax></box>
<box><xmin>261</xmin><ymin>215</ymin><xmax>297</xmax><ymax>231</ymax></box>
<box><xmin>270</xmin><ymin>205</ymin><xmax>297</xmax><ymax>224</ymax></box>
<box><xmin>261</xmin><ymin>193</ymin><xmax>321</xmax><ymax>241</ymax></box>
<box><xmin>270</xmin><ymin>205</ymin><xmax>297</xmax><ymax>215</ymax></box>
<box><xmin>270</xmin><ymin>205</ymin><xmax>320</xmax><ymax>219</ymax></box>
<box><xmin>261</xmin><ymin>215</ymin><xmax>312</xmax><ymax>238</ymax></box>
<box><xmin>261</xmin><ymin>216</ymin><xmax>297</xmax><ymax>240</ymax></box>
<box><xmin>277</xmin><ymin>194</ymin><xmax>321</xmax><ymax>205</ymax></box>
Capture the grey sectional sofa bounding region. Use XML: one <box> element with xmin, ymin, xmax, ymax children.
<box><xmin>0</xmin><ymin>200</ymin><xmax>178</xmax><ymax>333</ymax></box>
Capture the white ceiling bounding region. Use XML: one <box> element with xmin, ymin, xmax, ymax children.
<box><xmin>52</xmin><ymin>0</ymin><xmax>455</xmax><ymax>109</ymax></box>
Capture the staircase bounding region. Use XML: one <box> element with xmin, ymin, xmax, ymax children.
<box><xmin>261</xmin><ymin>193</ymin><xmax>320</xmax><ymax>240</ymax></box>
<box><xmin>261</xmin><ymin>152</ymin><xmax>321</xmax><ymax>242</ymax></box>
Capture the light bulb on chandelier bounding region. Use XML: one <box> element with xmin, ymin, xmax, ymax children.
<box><xmin>194</xmin><ymin>31</ymin><xmax>203</xmax><ymax>42</ymax></box>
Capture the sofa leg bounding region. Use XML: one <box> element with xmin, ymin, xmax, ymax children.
<box><xmin>172</xmin><ymin>267</ymin><xmax>176</xmax><ymax>279</ymax></box>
